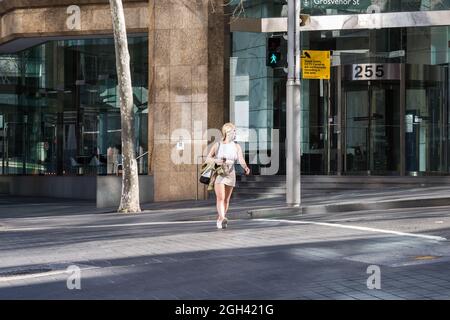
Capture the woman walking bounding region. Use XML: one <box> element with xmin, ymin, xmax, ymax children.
<box><xmin>206</xmin><ymin>123</ymin><xmax>251</xmax><ymax>229</ymax></box>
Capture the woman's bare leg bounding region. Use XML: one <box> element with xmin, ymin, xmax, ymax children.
<box><xmin>214</xmin><ymin>183</ymin><xmax>226</xmax><ymax>220</ymax></box>
<box><xmin>224</xmin><ymin>185</ymin><xmax>234</xmax><ymax>217</ymax></box>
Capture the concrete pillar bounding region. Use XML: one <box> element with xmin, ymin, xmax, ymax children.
<box><xmin>149</xmin><ymin>0</ymin><xmax>227</xmax><ymax>201</ymax></box>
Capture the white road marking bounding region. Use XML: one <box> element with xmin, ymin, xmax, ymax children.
<box><xmin>0</xmin><ymin>220</ymin><xmax>212</xmax><ymax>232</ymax></box>
<box><xmin>0</xmin><ymin>266</ymin><xmax>99</xmax><ymax>283</ymax></box>
<box><xmin>0</xmin><ymin>270</ymin><xmax>70</xmax><ymax>283</ymax></box>
<box><xmin>2</xmin><ymin>218</ymin><xmax>448</xmax><ymax>242</ymax></box>
<box><xmin>256</xmin><ymin>218</ymin><xmax>447</xmax><ymax>241</ymax></box>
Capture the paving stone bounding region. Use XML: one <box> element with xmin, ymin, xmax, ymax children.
<box><xmin>1</xmin><ymin>195</ymin><xmax>450</xmax><ymax>299</ymax></box>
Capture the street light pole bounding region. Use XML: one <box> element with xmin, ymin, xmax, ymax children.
<box><xmin>286</xmin><ymin>0</ymin><xmax>301</xmax><ymax>207</ymax></box>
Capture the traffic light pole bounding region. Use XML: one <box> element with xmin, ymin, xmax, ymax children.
<box><xmin>286</xmin><ymin>0</ymin><xmax>301</xmax><ymax>207</ymax></box>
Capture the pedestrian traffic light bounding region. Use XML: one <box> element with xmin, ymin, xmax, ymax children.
<box><xmin>267</xmin><ymin>37</ymin><xmax>282</xmax><ymax>68</ymax></box>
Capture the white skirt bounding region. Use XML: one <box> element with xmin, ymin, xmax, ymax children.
<box><xmin>214</xmin><ymin>167</ymin><xmax>236</xmax><ymax>187</ymax></box>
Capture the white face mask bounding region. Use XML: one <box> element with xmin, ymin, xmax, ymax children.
<box><xmin>227</xmin><ymin>130</ymin><xmax>236</xmax><ymax>141</ymax></box>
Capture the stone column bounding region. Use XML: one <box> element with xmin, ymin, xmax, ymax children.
<box><xmin>149</xmin><ymin>0</ymin><xmax>227</xmax><ymax>201</ymax></box>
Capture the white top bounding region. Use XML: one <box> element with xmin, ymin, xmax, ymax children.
<box><xmin>216</xmin><ymin>142</ymin><xmax>238</xmax><ymax>162</ymax></box>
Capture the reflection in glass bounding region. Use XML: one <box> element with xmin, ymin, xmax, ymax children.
<box><xmin>0</xmin><ymin>37</ymin><xmax>148</xmax><ymax>176</ymax></box>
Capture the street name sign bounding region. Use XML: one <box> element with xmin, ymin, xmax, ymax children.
<box><xmin>302</xmin><ymin>0</ymin><xmax>371</xmax><ymax>10</ymax></box>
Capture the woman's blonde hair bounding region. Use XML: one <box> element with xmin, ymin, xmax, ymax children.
<box><xmin>221</xmin><ymin>122</ymin><xmax>236</xmax><ymax>141</ymax></box>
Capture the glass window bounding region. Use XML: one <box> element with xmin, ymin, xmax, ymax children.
<box><xmin>231</xmin><ymin>25</ymin><xmax>450</xmax><ymax>176</ymax></box>
<box><xmin>0</xmin><ymin>36</ymin><xmax>148</xmax><ymax>176</ymax></box>
<box><xmin>230</xmin><ymin>31</ymin><xmax>287</xmax><ymax>175</ymax></box>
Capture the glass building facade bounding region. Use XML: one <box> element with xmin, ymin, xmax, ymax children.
<box><xmin>230</xmin><ymin>0</ymin><xmax>450</xmax><ymax>176</ymax></box>
<box><xmin>0</xmin><ymin>37</ymin><xmax>148</xmax><ymax>176</ymax></box>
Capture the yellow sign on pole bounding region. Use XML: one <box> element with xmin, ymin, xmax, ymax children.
<box><xmin>301</xmin><ymin>50</ymin><xmax>331</xmax><ymax>80</ymax></box>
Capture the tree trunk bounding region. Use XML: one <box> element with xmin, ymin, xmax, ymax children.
<box><xmin>109</xmin><ymin>0</ymin><xmax>141</xmax><ymax>213</ymax></box>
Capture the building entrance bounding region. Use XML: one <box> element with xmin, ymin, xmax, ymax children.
<box><xmin>343</xmin><ymin>80</ymin><xmax>401</xmax><ymax>174</ymax></box>
<box><xmin>326</xmin><ymin>63</ymin><xmax>449</xmax><ymax>176</ymax></box>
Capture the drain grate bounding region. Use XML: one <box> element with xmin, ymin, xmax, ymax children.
<box><xmin>0</xmin><ymin>267</ymin><xmax>53</xmax><ymax>278</ymax></box>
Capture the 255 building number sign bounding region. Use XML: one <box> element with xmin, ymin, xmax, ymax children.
<box><xmin>351</xmin><ymin>64</ymin><xmax>401</xmax><ymax>81</ymax></box>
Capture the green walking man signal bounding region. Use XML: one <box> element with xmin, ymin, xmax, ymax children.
<box><xmin>270</xmin><ymin>53</ymin><xmax>278</xmax><ymax>64</ymax></box>
<box><xmin>267</xmin><ymin>37</ymin><xmax>283</xmax><ymax>68</ymax></box>
<box><xmin>268</xmin><ymin>52</ymin><xmax>281</xmax><ymax>67</ymax></box>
